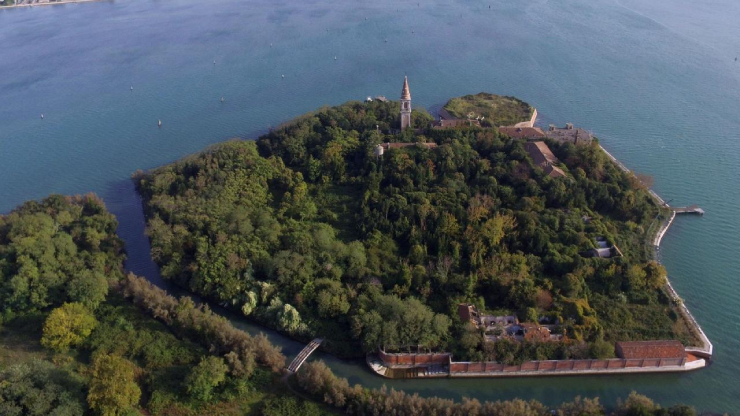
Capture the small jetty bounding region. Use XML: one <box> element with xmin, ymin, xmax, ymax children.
<box><xmin>287</xmin><ymin>338</ymin><xmax>323</xmax><ymax>373</ymax></box>
<box><xmin>673</xmin><ymin>205</ymin><xmax>705</xmax><ymax>216</ymax></box>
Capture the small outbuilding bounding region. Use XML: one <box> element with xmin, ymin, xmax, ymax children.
<box><xmin>458</xmin><ymin>303</ymin><xmax>481</xmax><ymax>327</ymax></box>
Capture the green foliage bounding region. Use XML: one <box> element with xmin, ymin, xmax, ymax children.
<box><xmin>0</xmin><ymin>360</ymin><xmax>86</xmax><ymax>416</ymax></box>
<box><xmin>41</xmin><ymin>302</ymin><xmax>97</xmax><ymax>352</ymax></box>
<box><xmin>85</xmin><ymin>298</ymin><xmax>202</xmax><ymax>370</ymax></box>
<box><xmin>260</xmin><ymin>396</ymin><xmax>327</xmax><ymax>416</ymax></box>
<box><xmin>443</xmin><ymin>92</ymin><xmax>534</xmax><ymax>127</ymax></box>
<box><xmin>87</xmin><ymin>354</ymin><xmax>141</xmax><ymax>416</ymax></box>
<box><xmin>352</xmin><ymin>287</ymin><xmax>450</xmax><ymax>351</ymax></box>
<box><xmin>0</xmin><ymin>194</ymin><xmax>123</xmax><ymax>315</ymax></box>
<box><xmin>136</xmin><ymin>100</ymin><xmax>682</xmax><ymax>360</ymax></box>
<box><xmin>119</xmin><ymin>273</ymin><xmax>286</xmax><ymax>374</ymax></box>
<box><xmin>185</xmin><ymin>356</ymin><xmax>228</xmax><ymax>402</ymax></box>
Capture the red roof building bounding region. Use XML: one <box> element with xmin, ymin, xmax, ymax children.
<box><xmin>499</xmin><ymin>126</ymin><xmax>546</xmax><ymax>139</ymax></box>
<box><xmin>615</xmin><ymin>341</ymin><xmax>686</xmax><ymax>359</ymax></box>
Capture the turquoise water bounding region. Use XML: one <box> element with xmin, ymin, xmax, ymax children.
<box><xmin>2</xmin><ymin>0</ymin><xmax>740</xmax><ymax>411</ymax></box>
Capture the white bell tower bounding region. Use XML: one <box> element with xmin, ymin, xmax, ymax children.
<box><xmin>400</xmin><ymin>76</ymin><xmax>411</xmax><ymax>129</ymax></box>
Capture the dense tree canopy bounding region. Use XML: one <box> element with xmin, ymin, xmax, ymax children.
<box><xmin>0</xmin><ymin>194</ymin><xmax>123</xmax><ymax>319</ymax></box>
<box><xmin>41</xmin><ymin>302</ymin><xmax>97</xmax><ymax>352</ymax></box>
<box><xmin>87</xmin><ymin>353</ymin><xmax>141</xmax><ymax>416</ymax></box>
<box><xmin>136</xmin><ymin>100</ymin><xmax>694</xmax><ymax>359</ymax></box>
<box><xmin>0</xmin><ymin>360</ymin><xmax>86</xmax><ymax>416</ymax></box>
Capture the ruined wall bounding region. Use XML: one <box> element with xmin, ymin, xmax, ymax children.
<box><xmin>378</xmin><ymin>350</ymin><xmax>451</xmax><ymax>367</ymax></box>
<box><xmin>448</xmin><ymin>357</ymin><xmax>687</xmax><ymax>375</ymax></box>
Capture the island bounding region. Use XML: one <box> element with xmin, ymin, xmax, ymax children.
<box><xmin>0</xmin><ymin>83</ymin><xmax>711</xmax><ymax>415</ymax></box>
<box><xmin>133</xmin><ymin>77</ymin><xmax>711</xmax><ymax>379</ymax></box>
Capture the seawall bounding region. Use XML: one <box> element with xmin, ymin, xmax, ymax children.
<box><xmin>368</xmin><ymin>143</ymin><xmax>712</xmax><ymax>380</ymax></box>
<box><xmin>600</xmin><ymin>143</ymin><xmax>713</xmax><ymax>358</ymax></box>
<box><xmin>369</xmin><ymin>352</ymin><xmax>706</xmax><ymax>379</ymax></box>
<box><xmin>514</xmin><ymin>108</ymin><xmax>538</xmax><ymax>128</ymax></box>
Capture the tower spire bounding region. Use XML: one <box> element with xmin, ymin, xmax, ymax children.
<box><xmin>400</xmin><ymin>76</ymin><xmax>412</xmax><ymax>129</ymax></box>
<box><xmin>401</xmin><ymin>76</ymin><xmax>411</xmax><ymax>100</ymax></box>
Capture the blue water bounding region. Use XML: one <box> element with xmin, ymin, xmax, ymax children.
<box><xmin>2</xmin><ymin>0</ymin><xmax>740</xmax><ymax>412</ymax></box>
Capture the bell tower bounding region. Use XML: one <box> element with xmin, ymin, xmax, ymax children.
<box><xmin>400</xmin><ymin>76</ymin><xmax>411</xmax><ymax>130</ymax></box>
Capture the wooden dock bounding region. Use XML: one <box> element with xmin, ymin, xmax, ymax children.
<box><xmin>287</xmin><ymin>338</ymin><xmax>323</xmax><ymax>373</ymax></box>
<box><xmin>672</xmin><ymin>205</ymin><xmax>705</xmax><ymax>215</ymax></box>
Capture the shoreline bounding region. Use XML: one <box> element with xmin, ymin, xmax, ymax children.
<box><xmin>600</xmin><ymin>142</ymin><xmax>713</xmax><ymax>357</ymax></box>
<box><xmin>369</xmin><ymin>143</ymin><xmax>712</xmax><ymax>379</ymax></box>
<box><xmin>0</xmin><ymin>0</ymin><xmax>100</xmax><ymax>9</ymax></box>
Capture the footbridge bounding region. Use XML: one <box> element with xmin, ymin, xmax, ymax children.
<box><xmin>287</xmin><ymin>338</ymin><xmax>323</xmax><ymax>373</ymax></box>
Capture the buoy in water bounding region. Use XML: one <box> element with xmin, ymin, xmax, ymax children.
<box><xmin>334</xmin><ymin>56</ymin><xmax>337</xmax><ymax>60</ymax></box>
<box><xmin>213</xmin><ymin>60</ymin><xmax>216</xmax><ymax>65</ymax></box>
<box><xmin>40</xmin><ymin>114</ymin><xmax>44</xmax><ymax>119</ymax></box>
<box><xmin>220</xmin><ymin>97</ymin><xmax>225</xmax><ymax>102</ymax></box>
<box><xmin>281</xmin><ymin>74</ymin><xmax>285</xmax><ymax>78</ymax></box>
<box><xmin>130</xmin><ymin>86</ymin><xmax>133</xmax><ymax>91</ymax></box>
<box><xmin>158</xmin><ymin>119</ymin><xmax>162</xmax><ymax>127</ymax></box>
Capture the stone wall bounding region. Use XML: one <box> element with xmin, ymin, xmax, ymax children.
<box><xmin>378</xmin><ymin>350</ymin><xmax>451</xmax><ymax>367</ymax></box>
<box><xmin>448</xmin><ymin>357</ymin><xmax>695</xmax><ymax>377</ymax></box>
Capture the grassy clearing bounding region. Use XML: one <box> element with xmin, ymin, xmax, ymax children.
<box><xmin>443</xmin><ymin>92</ymin><xmax>534</xmax><ymax>126</ymax></box>
<box><xmin>0</xmin><ymin>314</ymin><xmax>47</xmax><ymax>367</ymax></box>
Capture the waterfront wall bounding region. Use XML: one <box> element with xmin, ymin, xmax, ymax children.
<box><xmin>371</xmin><ymin>352</ymin><xmax>706</xmax><ymax>379</ymax></box>
<box><xmin>514</xmin><ymin>108</ymin><xmax>538</xmax><ymax>128</ymax></box>
<box><xmin>378</xmin><ymin>350</ymin><xmax>451</xmax><ymax>366</ymax></box>
<box><xmin>447</xmin><ymin>357</ymin><xmax>705</xmax><ymax>378</ymax></box>
<box><xmin>600</xmin><ymin>144</ymin><xmax>713</xmax><ymax>358</ymax></box>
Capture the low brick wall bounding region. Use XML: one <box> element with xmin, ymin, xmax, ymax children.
<box><xmin>378</xmin><ymin>350</ymin><xmax>451</xmax><ymax>367</ymax></box>
<box><xmin>449</xmin><ymin>357</ymin><xmax>688</xmax><ymax>376</ymax></box>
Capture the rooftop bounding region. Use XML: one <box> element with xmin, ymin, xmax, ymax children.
<box><xmin>401</xmin><ymin>76</ymin><xmax>411</xmax><ymax>100</ymax></box>
<box><xmin>615</xmin><ymin>340</ymin><xmax>686</xmax><ymax>360</ymax></box>
<box><xmin>524</xmin><ymin>141</ymin><xmax>558</xmax><ymax>167</ymax></box>
<box><xmin>499</xmin><ymin>126</ymin><xmax>546</xmax><ymax>139</ymax></box>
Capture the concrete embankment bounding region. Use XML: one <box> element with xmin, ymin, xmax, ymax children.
<box><xmin>514</xmin><ymin>108</ymin><xmax>538</xmax><ymax>128</ymax></box>
<box><xmin>600</xmin><ymin>143</ymin><xmax>712</xmax><ymax>358</ymax></box>
<box><xmin>368</xmin><ymin>144</ymin><xmax>711</xmax><ymax>380</ymax></box>
<box><xmin>369</xmin><ymin>352</ymin><xmax>706</xmax><ymax>379</ymax></box>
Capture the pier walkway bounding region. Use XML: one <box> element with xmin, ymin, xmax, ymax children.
<box><xmin>673</xmin><ymin>205</ymin><xmax>705</xmax><ymax>215</ymax></box>
<box><xmin>287</xmin><ymin>338</ymin><xmax>323</xmax><ymax>373</ymax></box>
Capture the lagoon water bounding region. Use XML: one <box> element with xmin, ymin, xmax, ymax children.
<box><xmin>1</xmin><ymin>0</ymin><xmax>740</xmax><ymax>411</ymax></box>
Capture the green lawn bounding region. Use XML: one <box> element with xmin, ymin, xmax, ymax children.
<box><xmin>442</xmin><ymin>92</ymin><xmax>534</xmax><ymax>127</ymax></box>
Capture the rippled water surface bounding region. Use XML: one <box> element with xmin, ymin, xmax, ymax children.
<box><xmin>1</xmin><ymin>0</ymin><xmax>739</xmax><ymax>411</ymax></box>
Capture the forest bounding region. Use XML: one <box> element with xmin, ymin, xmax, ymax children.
<box><xmin>0</xmin><ymin>195</ymin><xmax>324</xmax><ymax>416</ymax></box>
<box><xmin>0</xmin><ymin>164</ymin><xmax>703</xmax><ymax>415</ymax></box>
<box><xmin>134</xmin><ymin>99</ymin><xmax>696</xmax><ymax>363</ymax></box>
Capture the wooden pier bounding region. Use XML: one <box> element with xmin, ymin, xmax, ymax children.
<box><xmin>672</xmin><ymin>205</ymin><xmax>705</xmax><ymax>215</ymax></box>
<box><xmin>287</xmin><ymin>338</ymin><xmax>323</xmax><ymax>373</ymax></box>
